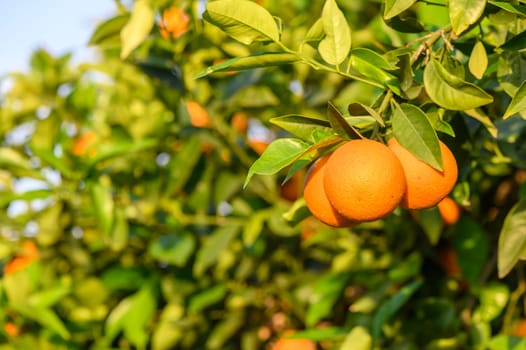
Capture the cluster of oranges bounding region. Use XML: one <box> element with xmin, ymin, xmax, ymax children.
<box><xmin>303</xmin><ymin>137</ymin><xmax>458</xmax><ymax>227</ymax></box>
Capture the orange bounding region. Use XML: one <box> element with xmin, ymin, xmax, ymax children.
<box><xmin>73</xmin><ymin>130</ymin><xmax>97</xmax><ymax>157</ymax></box>
<box><xmin>272</xmin><ymin>331</ymin><xmax>316</xmax><ymax>350</ymax></box>
<box><xmin>4</xmin><ymin>240</ymin><xmax>40</xmax><ymax>275</ymax></box>
<box><xmin>186</xmin><ymin>101</ymin><xmax>211</xmax><ymax>128</ymax></box>
<box><xmin>159</xmin><ymin>7</ymin><xmax>189</xmax><ymax>39</ymax></box>
<box><xmin>437</xmin><ymin>245</ymin><xmax>461</xmax><ymax>277</ymax></box>
<box><xmin>437</xmin><ymin>196</ymin><xmax>461</xmax><ymax>226</ymax></box>
<box><xmin>388</xmin><ymin>137</ymin><xmax>458</xmax><ymax>209</ymax></box>
<box><xmin>323</xmin><ymin>139</ymin><xmax>406</xmax><ymax>222</ymax></box>
<box><xmin>280</xmin><ymin>169</ymin><xmax>305</xmax><ymax>202</ymax></box>
<box><xmin>4</xmin><ymin>322</ymin><xmax>20</xmax><ymax>337</ymax></box>
<box><xmin>248</xmin><ymin>140</ymin><xmax>270</xmax><ymax>155</ymax></box>
<box><xmin>231</xmin><ymin>112</ymin><xmax>249</xmax><ymax>133</ymax></box>
<box><xmin>304</xmin><ymin>155</ymin><xmax>354</xmax><ymax>227</ymax></box>
<box><xmin>512</xmin><ymin>319</ymin><xmax>526</xmax><ymax>337</ymax></box>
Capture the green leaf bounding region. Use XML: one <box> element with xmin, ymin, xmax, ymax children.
<box><xmin>242</xmin><ymin>211</ymin><xmax>267</xmax><ymax>246</ymax></box>
<box><xmin>121</xmin><ymin>284</ymin><xmax>157</xmax><ymax>348</ymax></box>
<box><xmin>388</xmin><ymin>252</ymin><xmax>423</xmax><ymax>283</ymax></box>
<box><xmin>449</xmin><ymin>0</ymin><xmax>487</xmax><ymax>35</ymax></box>
<box><xmin>89</xmin><ymin>15</ymin><xmax>129</xmax><ymax>46</ymax></box>
<box><xmin>473</xmin><ymin>283</ymin><xmax>509</xmax><ymax>323</ymax></box>
<box><xmin>120</xmin><ymin>0</ymin><xmax>155</xmax><ymax>59</ymax></box>
<box><xmin>348</xmin><ymin>102</ymin><xmax>385</xmax><ymax>127</ymax></box>
<box><xmin>416</xmin><ymin>206</ymin><xmax>444</xmax><ymax>245</ymax></box>
<box><xmin>339</xmin><ymin>326</ymin><xmax>372</xmax><ymax>350</ymax></box>
<box><xmin>497</xmin><ymin>52</ymin><xmax>526</xmax><ymax>97</ymax></box>
<box><xmin>392</xmin><ymin>102</ymin><xmax>443</xmax><ymax>170</ymax></box>
<box><xmin>193</xmin><ymin>225</ymin><xmax>241</xmax><ymax>276</ymax></box>
<box><xmin>203</xmin><ymin>0</ymin><xmax>280</xmax><ymax>45</ymax></box>
<box><xmin>452</xmin><ymin>216</ymin><xmax>489</xmax><ymax>284</ymax></box>
<box><xmin>13</xmin><ymin>304</ymin><xmax>70</xmax><ymax>339</ymax></box>
<box><xmin>469</xmin><ymin>41</ymin><xmax>488</xmax><ymax>79</ymax></box>
<box><xmin>290</xmin><ymin>327</ymin><xmax>347</xmax><ymax>341</ymax></box>
<box><xmin>110</xmin><ymin>207</ymin><xmax>128</xmax><ymax>251</ymax></box>
<box><xmin>0</xmin><ymin>148</ymin><xmax>31</xmax><ymax>170</ymax></box>
<box><xmin>206</xmin><ymin>311</ymin><xmax>245</xmax><ymax>349</ymax></box>
<box><xmin>196</xmin><ymin>53</ymin><xmax>298</xmax><ymax>78</ymax></box>
<box><xmin>498</xmin><ymin>199</ymin><xmax>526</xmax><ymax>278</ymax></box>
<box><xmin>306</xmin><ymin>272</ymin><xmax>349</xmax><ymax>326</ymax></box>
<box><xmin>188</xmin><ymin>284</ymin><xmax>228</xmax><ymax>313</ymax></box>
<box><xmin>327</xmin><ymin>102</ymin><xmax>363</xmax><ymax>140</ymax></box>
<box><xmin>318</xmin><ymin>0</ymin><xmax>351</xmax><ymax>66</ymax></box>
<box><xmin>244</xmin><ymin>138</ymin><xmax>310</xmax><ymax>187</ymax></box>
<box><xmin>90</xmin><ymin>177</ymin><xmax>114</xmax><ymax>235</ymax></box>
<box><xmin>500</xmin><ymin>31</ymin><xmax>526</xmax><ymax>52</ymax></box>
<box><xmin>371</xmin><ymin>279</ymin><xmax>422</xmax><ymax>338</ymax></box>
<box><xmin>488</xmin><ymin>0</ymin><xmax>526</xmax><ymax>16</ymax></box>
<box><xmin>270</xmin><ymin>114</ymin><xmax>331</xmax><ymax>142</ymax></box>
<box><xmin>166</xmin><ymin>136</ymin><xmax>202</xmax><ymax>195</ymax></box>
<box><xmin>351</xmin><ymin>48</ymin><xmax>398</xmax><ymax>71</ymax></box>
<box><xmin>303</xmin><ymin>18</ymin><xmax>325</xmax><ymax>48</ymax></box>
<box><xmin>488</xmin><ymin>335</ymin><xmax>526</xmax><ymax>350</ymax></box>
<box><xmin>464</xmin><ymin>108</ymin><xmax>498</xmax><ymax>138</ymax></box>
<box><xmin>384</xmin><ymin>0</ymin><xmax>418</xmax><ymax>19</ymax></box>
<box><xmin>504</xmin><ymin>80</ymin><xmax>526</xmax><ymax>119</ymax></box>
<box><xmin>424</xmin><ymin>59</ymin><xmax>493</xmax><ymax>110</ymax></box>
<box><xmin>350</xmin><ymin>50</ymin><xmax>401</xmax><ymax>95</ymax></box>
<box><xmin>148</xmin><ymin>233</ymin><xmax>196</xmax><ymax>266</ymax></box>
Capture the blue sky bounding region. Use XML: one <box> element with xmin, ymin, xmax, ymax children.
<box><xmin>0</xmin><ymin>0</ymin><xmax>117</xmax><ymax>75</ymax></box>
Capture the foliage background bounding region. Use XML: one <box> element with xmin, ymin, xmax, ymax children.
<box><xmin>0</xmin><ymin>0</ymin><xmax>526</xmax><ymax>349</ymax></box>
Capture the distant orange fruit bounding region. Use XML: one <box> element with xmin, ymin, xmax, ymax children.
<box><xmin>186</xmin><ymin>101</ymin><xmax>211</xmax><ymax>128</ymax></box>
<box><xmin>323</xmin><ymin>139</ymin><xmax>406</xmax><ymax>222</ymax></box>
<box><xmin>437</xmin><ymin>196</ymin><xmax>461</xmax><ymax>226</ymax></box>
<box><xmin>512</xmin><ymin>319</ymin><xmax>526</xmax><ymax>337</ymax></box>
<box><xmin>73</xmin><ymin>130</ymin><xmax>97</xmax><ymax>157</ymax></box>
<box><xmin>303</xmin><ymin>155</ymin><xmax>354</xmax><ymax>227</ymax></box>
<box><xmin>272</xmin><ymin>331</ymin><xmax>316</xmax><ymax>350</ymax></box>
<box><xmin>231</xmin><ymin>112</ymin><xmax>249</xmax><ymax>133</ymax></box>
<box><xmin>280</xmin><ymin>169</ymin><xmax>305</xmax><ymax>202</ymax></box>
<box><xmin>4</xmin><ymin>240</ymin><xmax>39</xmax><ymax>275</ymax></box>
<box><xmin>4</xmin><ymin>322</ymin><xmax>20</xmax><ymax>337</ymax></box>
<box><xmin>159</xmin><ymin>7</ymin><xmax>190</xmax><ymax>39</ymax></box>
<box><xmin>437</xmin><ymin>245</ymin><xmax>461</xmax><ymax>278</ymax></box>
<box><xmin>388</xmin><ymin>137</ymin><xmax>458</xmax><ymax>209</ymax></box>
<box><xmin>248</xmin><ymin>140</ymin><xmax>270</xmax><ymax>155</ymax></box>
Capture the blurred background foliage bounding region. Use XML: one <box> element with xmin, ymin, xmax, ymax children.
<box><xmin>0</xmin><ymin>0</ymin><xmax>526</xmax><ymax>349</ymax></box>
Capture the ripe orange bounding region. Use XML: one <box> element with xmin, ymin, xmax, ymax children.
<box><xmin>388</xmin><ymin>137</ymin><xmax>458</xmax><ymax>209</ymax></box>
<box><xmin>4</xmin><ymin>322</ymin><xmax>20</xmax><ymax>337</ymax></box>
<box><xmin>280</xmin><ymin>169</ymin><xmax>305</xmax><ymax>202</ymax></box>
<box><xmin>4</xmin><ymin>240</ymin><xmax>40</xmax><ymax>275</ymax></box>
<box><xmin>323</xmin><ymin>139</ymin><xmax>406</xmax><ymax>222</ymax></box>
<box><xmin>272</xmin><ymin>332</ymin><xmax>316</xmax><ymax>350</ymax></box>
<box><xmin>437</xmin><ymin>245</ymin><xmax>461</xmax><ymax>278</ymax></box>
<box><xmin>512</xmin><ymin>319</ymin><xmax>526</xmax><ymax>337</ymax></box>
<box><xmin>73</xmin><ymin>130</ymin><xmax>97</xmax><ymax>157</ymax></box>
<box><xmin>231</xmin><ymin>112</ymin><xmax>249</xmax><ymax>133</ymax></box>
<box><xmin>248</xmin><ymin>140</ymin><xmax>270</xmax><ymax>155</ymax></box>
<box><xmin>304</xmin><ymin>155</ymin><xmax>354</xmax><ymax>227</ymax></box>
<box><xmin>437</xmin><ymin>196</ymin><xmax>461</xmax><ymax>226</ymax></box>
<box><xmin>159</xmin><ymin>7</ymin><xmax>190</xmax><ymax>39</ymax></box>
<box><xmin>186</xmin><ymin>101</ymin><xmax>211</xmax><ymax>128</ymax></box>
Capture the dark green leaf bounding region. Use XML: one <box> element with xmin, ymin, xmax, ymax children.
<box><xmin>453</xmin><ymin>216</ymin><xmax>489</xmax><ymax>284</ymax></box>
<box><xmin>204</xmin><ymin>0</ymin><xmax>280</xmax><ymax>45</ymax></box>
<box><xmin>488</xmin><ymin>0</ymin><xmax>526</xmax><ymax>16</ymax></box>
<box><xmin>306</xmin><ymin>272</ymin><xmax>349</xmax><ymax>326</ymax></box>
<box><xmin>372</xmin><ymin>279</ymin><xmax>422</xmax><ymax>338</ymax></box>
<box><xmin>148</xmin><ymin>234</ymin><xmax>196</xmax><ymax>266</ymax></box>
<box><xmin>501</xmin><ymin>31</ymin><xmax>526</xmax><ymax>52</ymax></box>
<box><xmin>327</xmin><ymin>102</ymin><xmax>363</xmax><ymax>139</ymax></box>
<box><xmin>89</xmin><ymin>15</ymin><xmax>129</xmax><ymax>45</ymax></box>
<box><xmin>392</xmin><ymin>102</ymin><xmax>443</xmax><ymax>170</ymax></box>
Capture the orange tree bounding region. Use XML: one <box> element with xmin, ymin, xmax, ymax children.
<box><xmin>0</xmin><ymin>0</ymin><xmax>526</xmax><ymax>349</ymax></box>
